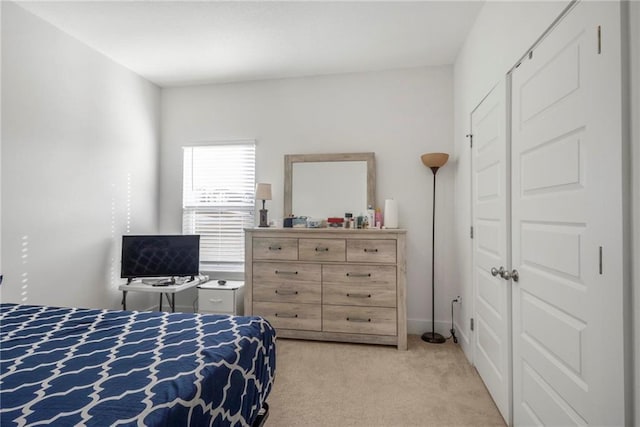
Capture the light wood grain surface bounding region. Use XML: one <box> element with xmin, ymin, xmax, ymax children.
<box><xmin>245</xmin><ymin>228</ymin><xmax>407</xmax><ymax>349</ymax></box>
<box><xmin>298</xmin><ymin>238</ymin><xmax>345</xmax><ymax>262</ymax></box>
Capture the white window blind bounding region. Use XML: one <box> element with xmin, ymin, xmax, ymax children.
<box><xmin>182</xmin><ymin>143</ymin><xmax>255</xmax><ymax>272</ymax></box>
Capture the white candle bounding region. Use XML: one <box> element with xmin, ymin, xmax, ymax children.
<box><xmin>384</xmin><ymin>199</ymin><xmax>398</xmax><ymax>228</ymax></box>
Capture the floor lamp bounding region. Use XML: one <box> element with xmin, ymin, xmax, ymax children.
<box><xmin>420</xmin><ymin>152</ymin><xmax>449</xmax><ymax>344</ymax></box>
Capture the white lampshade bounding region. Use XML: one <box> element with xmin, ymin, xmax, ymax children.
<box><xmin>255</xmin><ymin>183</ymin><xmax>272</xmax><ymax>201</ymax></box>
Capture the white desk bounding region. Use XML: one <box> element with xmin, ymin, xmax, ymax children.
<box><xmin>118</xmin><ymin>279</ymin><xmax>202</xmax><ymax>312</ymax></box>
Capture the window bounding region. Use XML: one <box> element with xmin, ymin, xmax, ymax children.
<box><xmin>182</xmin><ymin>143</ymin><xmax>255</xmax><ymax>272</ymax></box>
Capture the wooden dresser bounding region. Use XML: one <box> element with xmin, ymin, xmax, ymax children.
<box><xmin>244</xmin><ymin>228</ymin><xmax>407</xmax><ymax>350</ymax></box>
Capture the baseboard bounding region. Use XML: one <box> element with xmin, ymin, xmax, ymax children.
<box><xmin>454</xmin><ymin>320</ymin><xmax>470</xmax><ymax>346</ymax></box>
<box><xmin>176</xmin><ymin>304</ymin><xmax>196</xmax><ymax>313</ymax></box>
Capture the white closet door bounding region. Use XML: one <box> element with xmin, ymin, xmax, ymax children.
<box><xmin>511</xmin><ymin>1</ymin><xmax>625</xmax><ymax>425</ymax></box>
<box><xmin>471</xmin><ymin>80</ymin><xmax>510</xmax><ymax>424</ymax></box>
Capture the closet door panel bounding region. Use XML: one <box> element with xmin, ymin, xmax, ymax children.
<box><xmin>511</xmin><ymin>1</ymin><xmax>625</xmax><ymax>425</ymax></box>
<box><xmin>471</xmin><ymin>79</ymin><xmax>510</xmax><ymax>424</ymax></box>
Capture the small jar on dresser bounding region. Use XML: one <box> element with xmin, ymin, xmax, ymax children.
<box><xmin>244</xmin><ymin>227</ymin><xmax>407</xmax><ymax>350</ymax></box>
<box><xmin>198</xmin><ymin>280</ymin><xmax>245</xmax><ymax>315</ymax></box>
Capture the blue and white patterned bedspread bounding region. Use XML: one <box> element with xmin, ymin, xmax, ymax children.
<box><xmin>0</xmin><ymin>303</ymin><xmax>276</xmax><ymax>426</ymax></box>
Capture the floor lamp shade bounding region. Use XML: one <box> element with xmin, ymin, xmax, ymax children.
<box><xmin>420</xmin><ymin>152</ymin><xmax>448</xmax><ymax>344</ymax></box>
<box><xmin>421</xmin><ymin>153</ymin><xmax>449</xmax><ymax>171</ymax></box>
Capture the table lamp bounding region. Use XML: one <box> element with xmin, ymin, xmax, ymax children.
<box><xmin>255</xmin><ymin>183</ymin><xmax>272</xmax><ymax>227</ymax></box>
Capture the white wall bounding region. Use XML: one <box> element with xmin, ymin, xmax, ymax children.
<box><xmin>160</xmin><ymin>67</ymin><xmax>456</xmax><ymax>332</ymax></box>
<box><xmin>1</xmin><ymin>2</ymin><xmax>160</xmax><ymax>310</ymax></box>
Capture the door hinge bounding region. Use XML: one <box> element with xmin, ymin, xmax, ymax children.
<box><xmin>599</xmin><ymin>246</ymin><xmax>603</xmax><ymax>274</ymax></box>
<box><xmin>466</xmin><ymin>134</ymin><xmax>473</xmax><ymax>148</ymax></box>
<box><xmin>470</xmin><ymin>318</ymin><xmax>474</xmax><ymax>331</ymax></box>
<box><xmin>597</xmin><ymin>25</ymin><xmax>602</xmax><ymax>54</ymax></box>
<box><xmin>470</xmin><ymin>226</ymin><xmax>474</xmax><ymax>239</ymax></box>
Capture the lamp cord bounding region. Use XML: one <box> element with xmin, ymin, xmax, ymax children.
<box><xmin>449</xmin><ymin>299</ymin><xmax>459</xmax><ymax>344</ymax></box>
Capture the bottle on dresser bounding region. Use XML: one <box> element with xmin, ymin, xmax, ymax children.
<box><xmin>367</xmin><ymin>205</ymin><xmax>375</xmax><ymax>229</ymax></box>
<box><xmin>375</xmin><ymin>207</ymin><xmax>382</xmax><ymax>228</ymax></box>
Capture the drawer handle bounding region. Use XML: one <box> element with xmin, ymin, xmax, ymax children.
<box><xmin>275</xmin><ymin>313</ymin><xmax>298</xmax><ymax>318</ymax></box>
<box><xmin>364</xmin><ymin>248</ymin><xmax>379</xmax><ymax>253</ymax></box>
<box><xmin>208</xmin><ymin>299</ymin><xmax>223</xmax><ymax>303</ymax></box>
<box><xmin>275</xmin><ymin>270</ymin><xmax>298</xmax><ymax>275</ymax></box>
<box><xmin>346</xmin><ymin>273</ymin><xmax>371</xmax><ymax>278</ymax></box>
<box><xmin>346</xmin><ymin>293</ymin><xmax>372</xmax><ymax>298</ymax></box>
<box><xmin>268</xmin><ymin>246</ymin><xmax>282</xmax><ymax>251</ymax></box>
<box><xmin>315</xmin><ymin>247</ymin><xmax>329</xmax><ymax>252</ymax></box>
<box><xmin>275</xmin><ymin>290</ymin><xmax>299</xmax><ymax>296</ymax></box>
<box><xmin>346</xmin><ymin>317</ymin><xmax>371</xmax><ymax>323</ymax></box>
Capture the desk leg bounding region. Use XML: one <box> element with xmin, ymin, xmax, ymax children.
<box><xmin>159</xmin><ymin>293</ymin><xmax>163</xmax><ymax>311</ymax></box>
<box><xmin>122</xmin><ymin>290</ymin><xmax>128</xmax><ymax>310</ymax></box>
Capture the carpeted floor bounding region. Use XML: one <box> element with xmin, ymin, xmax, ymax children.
<box><xmin>265</xmin><ymin>335</ymin><xmax>506</xmax><ymax>426</ymax></box>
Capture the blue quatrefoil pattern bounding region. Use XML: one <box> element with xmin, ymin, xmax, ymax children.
<box><xmin>0</xmin><ymin>303</ymin><xmax>276</xmax><ymax>427</ymax></box>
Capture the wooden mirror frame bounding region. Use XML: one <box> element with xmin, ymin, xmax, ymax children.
<box><xmin>284</xmin><ymin>152</ymin><xmax>376</xmax><ymax>217</ymax></box>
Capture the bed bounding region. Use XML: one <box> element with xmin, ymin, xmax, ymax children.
<box><xmin>0</xmin><ymin>303</ymin><xmax>276</xmax><ymax>426</ymax></box>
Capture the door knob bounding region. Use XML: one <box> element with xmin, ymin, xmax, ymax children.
<box><xmin>499</xmin><ymin>268</ymin><xmax>520</xmax><ymax>282</ymax></box>
<box><xmin>491</xmin><ymin>266</ymin><xmax>505</xmax><ymax>277</ymax></box>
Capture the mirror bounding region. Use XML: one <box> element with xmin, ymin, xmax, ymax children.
<box><xmin>284</xmin><ymin>153</ymin><xmax>375</xmax><ymax>219</ymax></box>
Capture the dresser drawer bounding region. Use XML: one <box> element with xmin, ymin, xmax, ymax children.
<box><xmin>346</xmin><ymin>239</ymin><xmax>396</xmax><ymax>263</ymax></box>
<box><xmin>253</xmin><ymin>262</ymin><xmax>321</xmax><ymax>284</ymax></box>
<box><xmin>323</xmin><ymin>284</ymin><xmax>396</xmax><ymax>307</ymax></box>
<box><xmin>323</xmin><ymin>306</ymin><xmax>397</xmax><ymax>336</ymax></box>
<box><xmin>198</xmin><ymin>288</ymin><xmax>235</xmax><ymax>313</ymax></box>
<box><xmin>299</xmin><ymin>239</ymin><xmax>345</xmax><ymax>262</ymax></box>
<box><xmin>322</xmin><ymin>264</ymin><xmax>396</xmax><ymax>307</ymax></box>
<box><xmin>322</xmin><ymin>264</ymin><xmax>396</xmax><ymax>285</ymax></box>
<box><xmin>254</xmin><ymin>302</ymin><xmax>321</xmax><ymax>331</ymax></box>
<box><xmin>253</xmin><ymin>238</ymin><xmax>298</xmax><ymax>260</ymax></box>
<box><xmin>253</xmin><ymin>282</ymin><xmax>321</xmax><ymax>304</ymax></box>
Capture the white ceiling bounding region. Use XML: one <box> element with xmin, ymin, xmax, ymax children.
<box><xmin>17</xmin><ymin>1</ymin><xmax>484</xmax><ymax>87</ymax></box>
